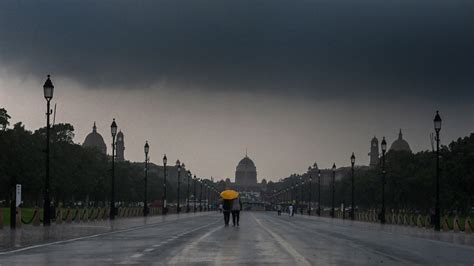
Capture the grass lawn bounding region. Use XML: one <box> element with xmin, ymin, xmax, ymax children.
<box><xmin>1</xmin><ymin>207</ymin><xmax>41</xmax><ymax>226</ymax></box>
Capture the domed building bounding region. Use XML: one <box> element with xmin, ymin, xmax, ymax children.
<box><xmin>235</xmin><ymin>155</ymin><xmax>257</xmax><ymax>187</ymax></box>
<box><xmin>390</xmin><ymin>129</ymin><xmax>412</xmax><ymax>153</ymax></box>
<box><xmin>83</xmin><ymin>122</ymin><xmax>107</xmax><ymax>154</ymax></box>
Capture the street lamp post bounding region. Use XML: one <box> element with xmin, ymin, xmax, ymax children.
<box><xmin>162</xmin><ymin>155</ymin><xmax>168</xmax><ymax>215</ymax></box>
<box><xmin>110</xmin><ymin>119</ymin><xmax>118</xmax><ymax>220</ymax></box>
<box><xmin>207</xmin><ymin>184</ymin><xmax>211</xmax><ymax>211</ymax></box>
<box><xmin>143</xmin><ymin>141</ymin><xmax>149</xmax><ymax>216</ymax></box>
<box><xmin>193</xmin><ymin>175</ymin><xmax>197</xmax><ymax>212</ymax></box>
<box><xmin>308</xmin><ymin>166</ymin><xmax>312</xmax><ymax>216</ymax></box>
<box><xmin>186</xmin><ymin>170</ymin><xmax>191</xmax><ymax>213</ymax></box>
<box><xmin>199</xmin><ymin>179</ymin><xmax>203</xmax><ymax>211</ymax></box>
<box><xmin>434</xmin><ymin>111</ymin><xmax>442</xmax><ymax>231</ymax></box>
<box><xmin>331</xmin><ymin>163</ymin><xmax>336</xmax><ymax>218</ymax></box>
<box><xmin>351</xmin><ymin>153</ymin><xmax>355</xmax><ymax>220</ymax></box>
<box><xmin>43</xmin><ymin>75</ymin><xmax>54</xmax><ymax>226</ymax></box>
<box><xmin>300</xmin><ymin>177</ymin><xmax>304</xmax><ymax>215</ymax></box>
<box><xmin>381</xmin><ymin>137</ymin><xmax>387</xmax><ymax>224</ymax></box>
<box><xmin>318</xmin><ymin>169</ymin><xmax>321</xmax><ymax>216</ymax></box>
<box><xmin>176</xmin><ymin>160</ymin><xmax>181</xmax><ymax>214</ymax></box>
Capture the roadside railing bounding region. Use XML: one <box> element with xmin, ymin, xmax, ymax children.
<box><xmin>0</xmin><ymin>207</ymin><xmax>168</xmax><ymax>229</ymax></box>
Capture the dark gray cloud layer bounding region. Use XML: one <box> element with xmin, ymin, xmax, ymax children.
<box><xmin>1</xmin><ymin>0</ymin><xmax>473</xmax><ymax>101</ymax></box>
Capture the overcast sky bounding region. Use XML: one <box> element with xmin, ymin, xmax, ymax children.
<box><xmin>1</xmin><ymin>0</ymin><xmax>473</xmax><ymax>181</ymax></box>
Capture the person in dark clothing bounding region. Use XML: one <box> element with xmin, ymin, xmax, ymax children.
<box><xmin>222</xmin><ymin>199</ymin><xmax>232</xmax><ymax>226</ymax></box>
<box><xmin>231</xmin><ymin>197</ymin><xmax>242</xmax><ymax>226</ymax></box>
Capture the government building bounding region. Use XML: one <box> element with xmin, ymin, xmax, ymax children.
<box><xmin>369</xmin><ymin>129</ymin><xmax>412</xmax><ymax>167</ymax></box>
<box><xmin>82</xmin><ymin>122</ymin><xmax>125</xmax><ymax>161</ymax></box>
<box><xmin>226</xmin><ymin>155</ymin><xmax>267</xmax><ymax>210</ymax></box>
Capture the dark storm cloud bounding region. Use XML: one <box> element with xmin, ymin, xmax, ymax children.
<box><xmin>1</xmin><ymin>0</ymin><xmax>473</xmax><ymax>101</ymax></box>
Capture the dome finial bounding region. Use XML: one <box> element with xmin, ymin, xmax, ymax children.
<box><xmin>399</xmin><ymin>128</ymin><xmax>403</xmax><ymax>140</ymax></box>
<box><xmin>93</xmin><ymin>122</ymin><xmax>97</xmax><ymax>132</ymax></box>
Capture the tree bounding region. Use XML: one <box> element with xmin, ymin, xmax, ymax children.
<box><xmin>0</xmin><ymin>108</ymin><xmax>11</xmax><ymax>131</ymax></box>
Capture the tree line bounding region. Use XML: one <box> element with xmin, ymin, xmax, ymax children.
<box><xmin>0</xmin><ymin>108</ymin><xmax>217</xmax><ymax>208</ymax></box>
<box><xmin>268</xmin><ymin>134</ymin><xmax>474</xmax><ymax>215</ymax></box>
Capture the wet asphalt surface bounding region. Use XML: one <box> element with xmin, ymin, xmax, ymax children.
<box><xmin>0</xmin><ymin>211</ymin><xmax>474</xmax><ymax>265</ymax></box>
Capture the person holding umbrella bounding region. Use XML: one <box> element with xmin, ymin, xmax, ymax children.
<box><xmin>220</xmin><ymin>190</ymin><xmax>239</xmax><ymax>226</ymax></box>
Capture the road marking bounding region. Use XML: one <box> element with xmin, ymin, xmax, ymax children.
<box><xmin>266</xmin><ymin>214</ymin><xmax>415</xmax><ymax>264</ymax></box>
<box><xmin>123</xmin><ymin>220</ymin><xmax>220</xmax><ymax>264</ymax></box>
<box><xmin>169</xmin><ymin>222</ymin><xmax>222</xmax><ymax>264</ymax></box>
<box><xmin>252</xmin><ymin>213</ymin><xmax>311</xmax><ymax>266</ymax></box>
<box><xmin>0</xmin><ymin>214</ymin><xmax>219</xmax><ymax>255</ymax></box>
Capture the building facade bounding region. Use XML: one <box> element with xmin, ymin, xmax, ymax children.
<box><xmin>116</xmin><ymin>131</ymin><xmax>125</xmax><ymax>161</ymax></box>
<box><xmin>369</xmin><ymin>136</ymin><xmax>379</xmax><ymax>167</ymax></box>
<box><xmin>83</xmin><ymin>122</ymin><xmax>107</xmax><ymax>154</ymax></box>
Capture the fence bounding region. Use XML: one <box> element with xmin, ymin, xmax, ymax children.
<box><xmin>0</xmin><ymin>207</ymin><xmax>163</xmax><ymax>229</ymax></box>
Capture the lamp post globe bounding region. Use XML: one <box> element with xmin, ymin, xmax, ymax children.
<box><xmin>434</xmin><ymin>111</ymin><xmax>442</xmax><ymax>133</ymax></box>
<box><xmin>43</xmin><ymin>75</ymin><xmax>54</xmax><ymax>100</ymax></box>
<box><xmin>42</xmin><ymin>74</ymin><xmax>54</xmax><ymax>226</ymax></box>
<box><xmin>381</xmin><ymin>138</ymin><xmax>387</xmax><ymax>153</ymax></box>
<box><xmin>434</xmin><ymin>111</ymin><xmax>442</xmax><ymax>231</ymax></box>
<box><xmin>144</xmin><ymin>141</ymin><xmax>149</xmax><ymax>155</ymax></box>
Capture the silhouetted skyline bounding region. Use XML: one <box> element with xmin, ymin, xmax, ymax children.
<box><xmin>1</xmin><ymin>0</ymin><xmax>473</xmax><ymax>180</ymax></box>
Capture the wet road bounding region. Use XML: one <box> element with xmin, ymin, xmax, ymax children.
<box><xmin>1</xmin><ymin>212</ymin><xmax>473</xmax><ymax>265</ymax></box>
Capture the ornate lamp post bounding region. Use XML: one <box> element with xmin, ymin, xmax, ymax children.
<box><xmin>162</xmin><ymin>154</ymin><xmax>168</xmax><ymax>215</ymax></box>
<box><xmin>209</xmin><ymin>184</ymin><xmax>212</xmax><ymax>211</ymax></box>
<box><xmin>143</xmin><ymin>141</ymin><xmax>150</xmax><ymax>216</ymax></box>
<box><xmin>300</xmin><ymin>177</ymin><xmax>304</xmax><ymax>215</ymax></box>
<box><xmin>331</xmin><ymin>163</ymin><xmax>336</xmax><ymax>218</ymax></box>
<box><xmin>434</xmin><ymin>111</ymin><xmax>442</xmax><ymax>231</ymax></box>
<box><xmin>176</xmin><ymin>160</ymin><xmax>181</xmax><ymax>214</ymax></box>
<box><xmin>193</xmin><ymin>175</ymin><xmax>197</xmax><ymax>212</ymax></box>
<box><xmin>318</xmin><ymin>169</ymin><xmax>321</xmax><ymax>216</ymax></box>
<box><xmin>206</xmin><ymin>184</ymin><xmax>211</xmax><ymax>211</ymax></box>
<box><xmin>381</xmin><ymin>137</ymin><xmax>387</xmax><ymax>224</ymax></box>
<box><xmin>308</xmin><ymin>166</ymin><xmax>312</xmax><ymax>216</ymax></box>
<box><xmin>350</xmin><ymin>152</ymin><xmax>355</xmax><ymax>220</ymax></box>
<box><xmin>110</xmin><ymin>119</ymin><xmax>118</xmax><ymax>220</ymax></box>
<box><xmin>42</xmin><ymin>75</ymin><xmax>54</xmax><ymax>226</ymax></box>
<box><xmin>199</xmin><ymin>178</ymin><xmax>203</xmax><ymax>211</ymax></box>
<box><xmin>186</xmin><ymin>170</ymin><xmax>191</xmax><ymax>213</ymax></box>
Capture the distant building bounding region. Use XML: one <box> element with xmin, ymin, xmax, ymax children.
<box><xmin>369</xmin><ymin>136</ymin><xmax>379</xmax><ymax>167</ymax></box>
<box><xmin>83</xmin><ymin>122</ymin><xmax>107</xmax><ymax>154</ymax></box>
<box><xmin>235</xmin><ymin>155</ymin><xmax>257</xmax><ymax>187</ymax></box>
<box><xmin>116</xmin><ymin>131</ymin><xmax>125</xmax><ymax>161</ymax></box>
<box><xmin>390</xmin><ymin>129</ymin><xmax>412</xmax><ymax>153</ymax></box>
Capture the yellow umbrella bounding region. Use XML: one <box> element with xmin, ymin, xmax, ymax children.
<box><xmin>220</xmin><ymin>190</ymin><xmax>239</xmax><ymax>200</ymax></box>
